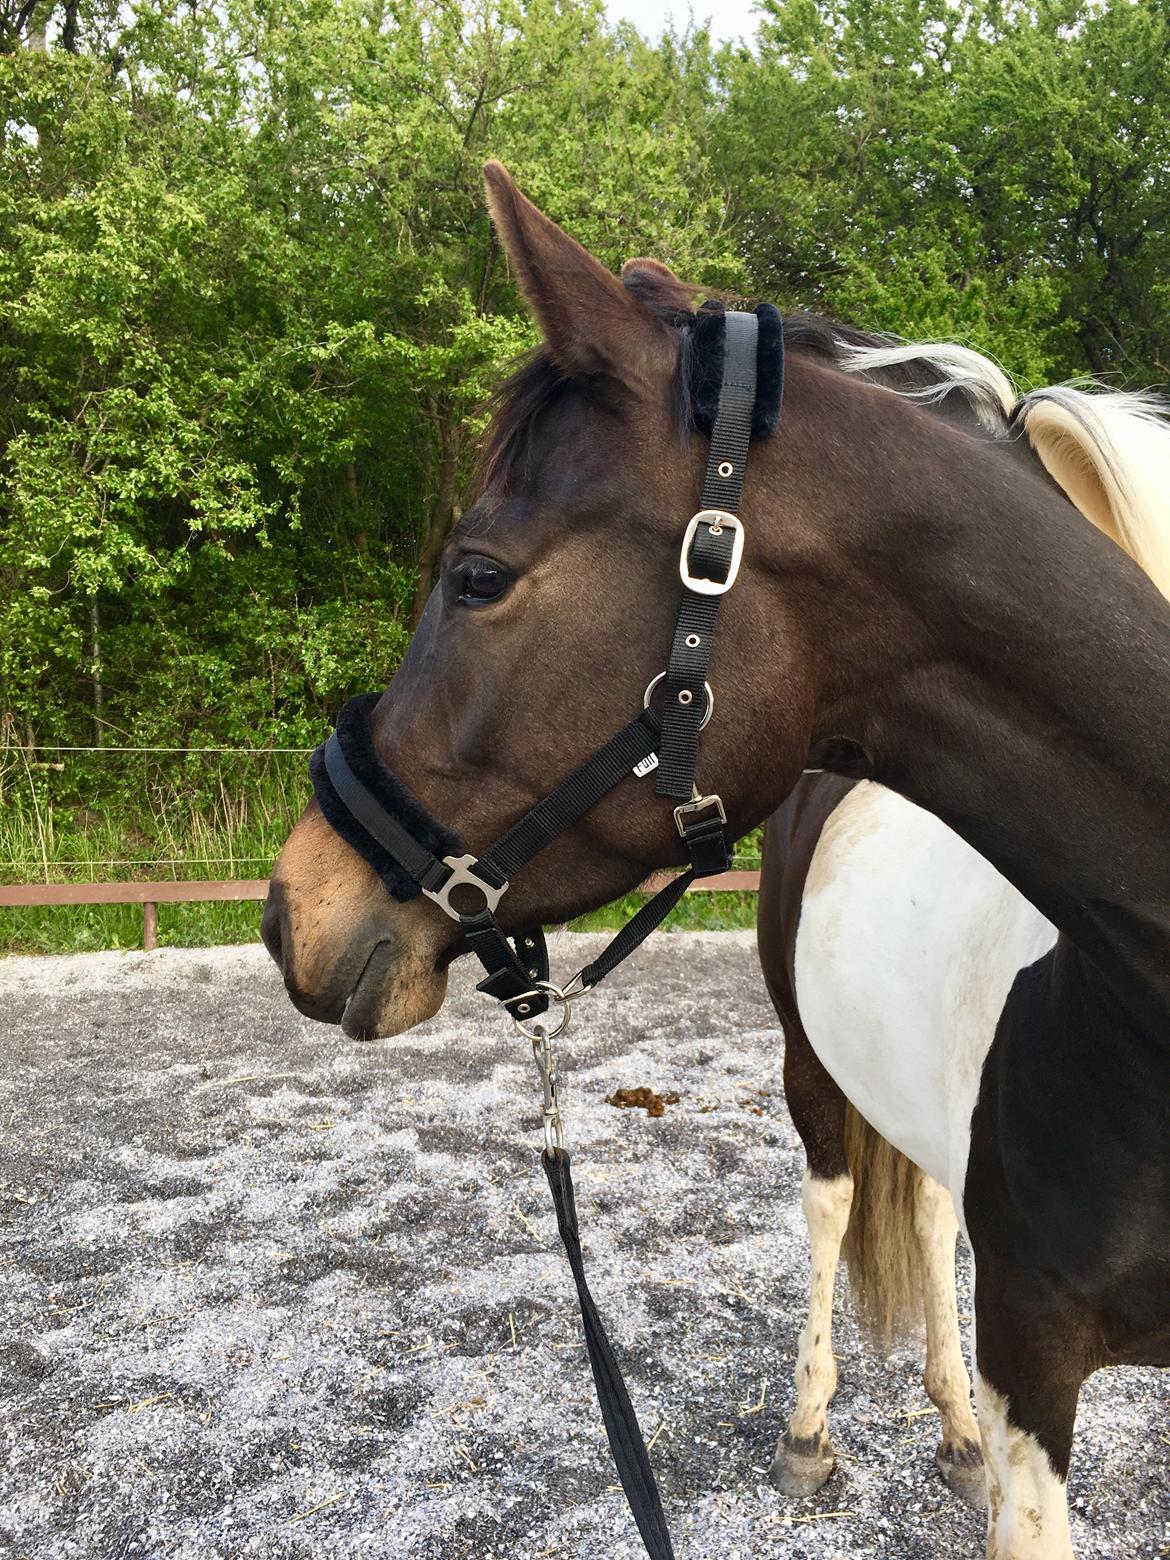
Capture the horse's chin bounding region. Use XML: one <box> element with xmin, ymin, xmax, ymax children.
<box><xmin>263</xmin><ymin>806</ymin><xmax>457</xmax><ymax>1040</ymax></box>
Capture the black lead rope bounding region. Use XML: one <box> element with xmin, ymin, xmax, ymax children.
<box><xmin>309</xmin><ymin>305</ymin><xmax>783</xmax><ymax>1559</ymax></box>
<box><xmin>544</xmin><ymin>1147</ymin><xmax>676</xmax><ymax>1560</ymax></box>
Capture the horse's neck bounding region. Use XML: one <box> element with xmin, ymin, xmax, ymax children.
<box><xmin>851</xmin><ymin>462</ymin><xmax>1170</xmax><ymax>1036</ymax></box>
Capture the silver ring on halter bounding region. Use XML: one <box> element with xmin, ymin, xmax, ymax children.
<box><xmin>643</xmin><ymin>672</ymin><xmax>714</xmax><ymax>730</ymax></box>
<box><xmin>512</xmin><ymin>979</ymin><xmax>575</xmax><ymax>1041</ymax></box>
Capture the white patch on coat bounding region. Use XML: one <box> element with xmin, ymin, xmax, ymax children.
<box><xmin>977</xmin><ymin>1375</ymin><xmax>1073</xmax><ymax>1559</ymax></box>
<box><xmin>793</xmin><ymin>782</ymin><xmax>1058</xmax><ymax>1206</ymax></box>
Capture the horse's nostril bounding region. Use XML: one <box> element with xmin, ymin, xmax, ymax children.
<box><xmin>260</xmin><ymin>889</ymin><xmax>285</xmax><ymax>970</ymax></box>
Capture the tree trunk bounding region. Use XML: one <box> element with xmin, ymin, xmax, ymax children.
<box><xmin>410</xmin><ymin>401</ymin><xmax>461</xmax><ymax>626</ymax></box>
<box><xmin>90</xmin><ymin>598</ymin><xmax>104</xmax><ymax>746</ymax></box>
<box><xmin>61</xmin><ymin>0</ymin><xmax>80</xmax><ymax>52</ymax></box>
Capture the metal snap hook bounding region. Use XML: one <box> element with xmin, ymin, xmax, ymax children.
<box><xmin>530</xmin><ymin>1023</ymin><xmax>566</xmax><ymax>1156</ymax></box>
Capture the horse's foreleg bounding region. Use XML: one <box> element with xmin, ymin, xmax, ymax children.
<box><xmin>973</xmin><ymin>1273</ymin><xmax>1085</xmax><ymax>1560</ymax></box>
<box><xmin>770</xmin><ymin>1166</ymin><xmax>854</xmax><ymax>1494</ymax></box>
<box><xmin>975</xmin><ymin>1376</ymin><xmax>1074</xmax><ymax>1560</ymax></box>
<box><xmin>913</xmin><ymin>1174</ymin><xmax>985</xmax><ymax>1506</ymax></box>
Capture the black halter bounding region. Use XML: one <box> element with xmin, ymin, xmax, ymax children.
<box><xmin>312</xmin><ymin>305</ymin><xmax>782</xmax><ymax>1025</ymax></box>
<box><xmin>309</xmin><ymin>305</ymin><xmax>783</xmax><ymax>1560</ymax></box>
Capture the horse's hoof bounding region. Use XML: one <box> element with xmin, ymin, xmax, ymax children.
<box><xmin>936</xmin><ymin>1436</ymin><xmax>987</xmax><ymax>1509</ymax></box>
<box><xmin>770</xmin><ymin>1431</ymin><xmax>836</xmax><ymax>1497</ymax></box>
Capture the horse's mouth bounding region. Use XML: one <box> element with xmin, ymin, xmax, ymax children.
<box><xmin>340</xmin><ymin>939</ymin><xmax>398</xmax><ymax>1040</ymax></box>
<box><xmin>340</xmin><ymin>935</ymin><xmax>448</xmax><ymax>1041</ymax></box>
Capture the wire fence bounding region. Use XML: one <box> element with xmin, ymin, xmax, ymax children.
<box><xmin>3</xmin><ymin>857</ymin><xmax>280</xmax><ymax>869</ymax></box>
<box><xmin>26</xmin><ymin>745</ymin><xmax>316</xmax><ymax>754</ymax></box>
<box><xmin>1</xmin><ymin>739</ymin><xmax>315</xmax><ymax>888</ymax></box>
<box><xmin>0</xmin><ymin>739</ymin><xmax>764</xmax><ymax>890</ymax></box>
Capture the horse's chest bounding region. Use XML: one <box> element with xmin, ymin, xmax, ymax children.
<box><xmin>792</xmin><ymin>783</ymin><xmax>1057</xmax><ymax>1202</ymax></box>
<box><xmin>967</xmin><ymin>953</ymin><xmax>1170</xmax><ymax>1352</ymax></box>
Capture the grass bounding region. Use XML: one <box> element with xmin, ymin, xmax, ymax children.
<box><xmin>0</xmin><ymin>749</ymin><xmax>305</xmax><ymax>954</ymax></box>
<box><xmin>1</xmin><ymin>746</ymin><xmax>761</xmax><ymax>954</ymax></box>
<box><xmin>570</xmin><ymin>889</ymin><xmax>758</xmax><ymax>935</ymax></box>
<box><xmin>1</xmin><ymin>899</ymin><xmax>271</xmax><ymax>955</ymax></box>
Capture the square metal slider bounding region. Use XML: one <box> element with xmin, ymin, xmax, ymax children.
<box><xmin>673</xmin><ymin>793</ymin><xmax>727</xmax><ymax>837</ymax></box>
<box><xmin>679</xmin><ymin>512</ymin><xmax>745</xmax><ymax>596</ymax></box>
<box><xmin>422</xmin><ymin>853</ymin><xmax>508</xmax><ymax>921</ymax></box>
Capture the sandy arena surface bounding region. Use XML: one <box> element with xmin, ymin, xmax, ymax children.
<box><xmin>1</xmin><ymin>933</ymin><xmax>1167</xmax><ymax>1560</ymax></box>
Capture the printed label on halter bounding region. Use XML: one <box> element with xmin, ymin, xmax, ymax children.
<box><xmin>633</xmin><ymin>752</ymin><xmax>659</xmax><ymax>778</ymax></box>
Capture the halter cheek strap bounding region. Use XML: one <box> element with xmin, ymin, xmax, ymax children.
<box><xmin>307</xmin><ymin>305</ymin><xmax>783</xmax><ymax>1560</ymax></box>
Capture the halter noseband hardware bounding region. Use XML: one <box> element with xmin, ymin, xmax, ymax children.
<box><xmin>308</xmin><ymin>304</ymin><xmax>783</xmax><ymax>1560</ymax></box>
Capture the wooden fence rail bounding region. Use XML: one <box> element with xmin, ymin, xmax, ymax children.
<box><xmin>0</xmin><ymin>871</ymin><xmax>762</xmax><ymax>951</ymax></box>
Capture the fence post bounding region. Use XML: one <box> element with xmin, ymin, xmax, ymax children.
<box><xmin>143</xmin><ymin>902</ymin><xmax>158</xmax><ymax>951</ymax></box>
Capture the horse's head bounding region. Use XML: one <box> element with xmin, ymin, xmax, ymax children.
<box><xmin>263</xmin><ymin>164</ymin><xmax>862</xmax><ymax>1038</ymax></box>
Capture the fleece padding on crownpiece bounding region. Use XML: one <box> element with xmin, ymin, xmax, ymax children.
<box><xmin>688</xmin><ymin>302</ymin><xmax>785</xmax><ymax>441</ymax></box>
<box><xmin>309</xmin><ymin>692</ymin><xmax>464</xmax><ymax>902</ymax></box>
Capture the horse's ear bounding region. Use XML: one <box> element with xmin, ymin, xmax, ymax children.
<box><xmin>483</xmin><ymin>161</ymin><xmax>674</xmax><ymax>385</ymax></box>
<box><xmin>621</xmin><ymin>256</ymin><xmax>700</xmax><ymax>314</ymax></box>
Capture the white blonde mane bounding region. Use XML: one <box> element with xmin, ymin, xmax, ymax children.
<box><xmin>836</xmin><ymin>336</ymin><xmax>1170</xmax><ymax>599</ymax></box>
<box><xmin>836</xmin><ymin>337</ymin><xmax>1016</xmax><ymax>431</ymax></box>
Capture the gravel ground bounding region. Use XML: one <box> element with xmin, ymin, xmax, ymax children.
<box><xmin>1</xmin><ymin>933</ymin><xmax>1166</xmax><ymax>1560</ymax></box>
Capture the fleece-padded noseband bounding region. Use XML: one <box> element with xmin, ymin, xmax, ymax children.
<box><xmin>310</xmin><ymin>692</ymin><xmax>463</xmax><ymax>901</ymax></box>
<box><xmin>688</xmin><ymin>302</ymin><xmax>784</xmax><ymax>440</ymax></box>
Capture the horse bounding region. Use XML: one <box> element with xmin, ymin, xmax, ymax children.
<box><xmin>261</xmin><ymin>162</ymin><xmax>1170</xmax><ymax>1559</ymax></box>
<box><xmin>757</xmin><ymin>347</ymin><xmax>1170</xmax><ymax>1548</ymax></box>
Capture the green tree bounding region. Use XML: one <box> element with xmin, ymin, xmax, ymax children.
<box><xmin>711</xmin><ymin>0</ymin><xmax>1170</xmax><ymax>385</ymax></box>
<box><xmin>0</xmin><ymin>0</ymin><xmax>731</xmax><ymax>776</ymax></box>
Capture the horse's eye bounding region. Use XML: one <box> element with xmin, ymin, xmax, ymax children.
<box><xmin>458</xmin><ymin>557</ymin><xmax>510</xmax><ymax>606</ymax></box>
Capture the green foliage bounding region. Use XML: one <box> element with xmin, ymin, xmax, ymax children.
<box><xmin>714</xmin><ymin>0</ymin><xmax>1170</xmax><ymax>385</ymax></box>
<box><xmin>2</xmin><ymin>0</ymin><xmax>1168</xmax><ymax>950</ymax></box>
<box><xmin>0</xmin><ymin>0</ymin><xmax>732</xmax><ymax>766</ymax></box>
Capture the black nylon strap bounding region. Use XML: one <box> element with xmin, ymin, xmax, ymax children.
<box><xmin>653</xmin><ymin>561</ymin><xmax>728</xmax><ymax>802</ymax></box>
<box><xmin>655</xmin><ymin>311</ymin><xmax>758</xmax><ymax>802</ymax></box>
<box><xmin>542</xmin><ymin>1148</ymin><xmax>676</xmax><ymax>1560</ymax></box>
<box><xmin>578</xmin><ymin>869</ymin><xmax>695</xmax><ymax>989</ymax></box>
<box><xmin>323</xmin><ymin>732</ymin><xmax>448</xmax><ymax>891</ymax></box>
<box><xmin>680</xmin><ymin>812</ymin><xmax>731</xmax><ymax>876</ymax></box>
<box><xmin>698</xmin><ymin>310</ymin><xmax>758</xmax><ymax>513</ymax></box>
<box><xmin>463</xmin><ymin>917</ymin><xmax>550</xmax><ymax>1018</ymax></box>
<box><xmin>480</xmin><ymin>710</ymin><xmax>661</xmax><ymax>883</ymax></box>
<box><xmin>459</xmin><ymin>713</ymin><xmax>659</xmax><ymax>1018</ymax></box>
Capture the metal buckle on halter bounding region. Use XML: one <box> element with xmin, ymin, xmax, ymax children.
<box><xmin>422</xmin><ymin>853</ymin><xmax>508</xmax><ymax>921</ymax></box>
<box><xmin>673</xmin><ymin>792</ymin><xmax>727</xmax><ymax>837</ymax></box>
<box><xmin>679</xmin><ymin>511</ymin><xmax>745</xmax><ymax>596</ymax></box>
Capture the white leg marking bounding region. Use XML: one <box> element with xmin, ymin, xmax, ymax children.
<box><xmin>914</xmin><ymin>1177</ymin><xmax>984</xmax><ymax>1500</ymax></box>
<box><xmin>976</xmin><ymin>1376</ymin><xmax>1073</xmax><ymax>1560</ymax></box>
<box><xmin>773</xmin><ymin>1169</ymin><xmax>853</xmax><ymax>1494</ymax></box>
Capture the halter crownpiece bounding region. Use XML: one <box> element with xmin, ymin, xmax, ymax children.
<box><xmin>308</xmin><ymin>305</ymin><xmax>783</xmax><ymax>1560</ymax></box>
